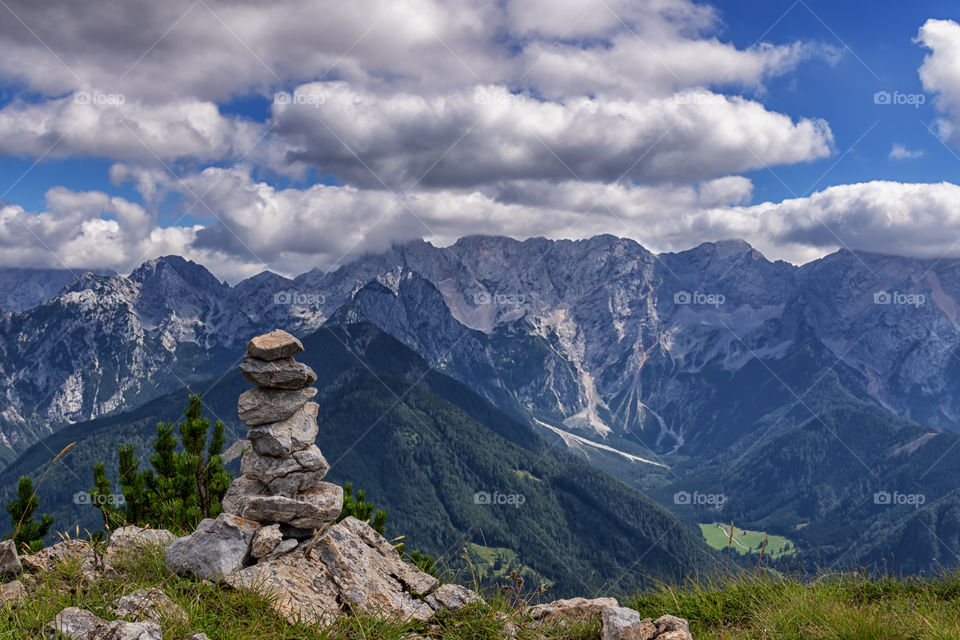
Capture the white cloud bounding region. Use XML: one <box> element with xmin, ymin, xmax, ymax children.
<box><xmin>889</xmin><ymin>144</ymin><xmax>924</xmax><ymax>160</ymax></box>
<box><xmin>0</xmin><ymin>95</ymin><xmax>262</xmax><ymax>161</ymax></box>
<box><xmin>917</xmin><ymin>18</ymin><xmax>960</xmax><ymax>145</ymax></box>
<box><xmin>747</xmin><ymin>181</ymin><xmax>960</xmax><ymax>262</ymax></box>
<box><xmin>269</xmin><ymin>83</ymin><xmax>832</xmax><ymax>188</ymax></box>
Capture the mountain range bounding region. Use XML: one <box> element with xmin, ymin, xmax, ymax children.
<box><xmin>2</xmin><ymin>235</ymin><xmax>960</xmax><ymax>581</ymax></box>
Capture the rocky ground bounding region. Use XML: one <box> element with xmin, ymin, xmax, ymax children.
<box><xmin>0</xmin><ymin>528</ymin><xmax>691</xmax><ymax>640</ymax></box>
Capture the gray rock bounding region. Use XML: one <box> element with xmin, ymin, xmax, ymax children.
<box><xmin>263</xmin><ymin>538</ymin><xmax>299</xmax><ymax>558</ymax></box>
<box><xmin>106</xmin><ymin>526</ymin><xmax>176</xmax><ymax>560</ymax></box>
<box><xmin>113</xmin><ymin>588</ymin><xmax>188</xmax><ymax>626</ymax></box>
<box><xmin>221</xmin><ymin>474</ymin><xmax>267</xmax><ymax>515</ymax></box>
<box><xmin>0</xmin><ymin>540</ymin><xmax>21</xmax><ymax>576</ymax></box>
<box><xmin>425</xmin><ymin>583</ymin><xmax>485</xmax><ymax>611</ymax></box>
<box><xmin>247</xmin><ymin>330</ymin><xmax>303</xmax><ymax>361</ymax></box>
<box><xmin>315</xmin><ymin>516</ymin><xmax>438</xmax><ymax>620</ymax></box>
<box><xmin>226</xmin><ymin>550</ymin><xmax>341</xmax><ymax>626</ymax></box>
<box><xmin>229</xmin><ymin>517</ymin><xmax>446</xmax><ymax>625</ymax></box>
<box><xmin>226</xmin><ymin>483</ymin><xmax>343</xmax><ymax>530</ymax></box>
<box><xmin>0</xmin><ymin>580</ymin><xmax>24</xmax><ymax>606</ymax></box>
<box><xmin>165</xmin><ymin>513</ymin><xmax>259</xmax><ymax>581</ymax></box>
<box><xmin>246</xmin><ymin>402</ymin><xmax>320</xmax><ymax>454</ymax></box>
<box><xmin>241</xmin><ymin>445</ymin><xmax>330</xmax><ymax>493</ymax></box>
<box><xmin>240</xmin><ymin>356</ymin><xmax>317</xmax><ymax>389</ymax></box>
<box><xmin>22</xmin><ymin>540</ymin><xmax>101</xmax><ymax>581</ymax></box>
<box><xmin>251</xmin><ymin>524</ymin><xmax>283</xmax><ymax>559</ymax></box>
<box><xmin>650</xmin><ymin>615</ymin><xmax>693</xmax><ymax>640</ymax></box>
<box><xmin>189</xmin><ymin>635</ymin><xmax>211</xmax><ymax>640</ymax></box>
<box><xmin>45</xmin><ymin>607</ymin><xmax>162</xmax><ymax>640</ymax></box>
<box><xmin>600</xmin><ymin>606</ymin><xmax>693</xmax><ymax>640</ymax></box>
<box><xmin>238</xmin><ymin>388</ymin><xmax>317</xmax><ymax>427</ymax></box>
<box><xmin>529</xmin><ymin>597</ymin><xmax>619</xmax><ymax>622</ymax></box>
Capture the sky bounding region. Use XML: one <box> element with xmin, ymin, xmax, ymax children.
<box><xmin>0</xmin><ymin>0</ymin><xmax>959</xmax><ymax>282</ymax></box>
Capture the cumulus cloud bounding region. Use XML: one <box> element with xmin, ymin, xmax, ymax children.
<box><xmin>8</xmin><ymin>0</ymin><xmax>941</xmax><ymax>279</ymax></box>
<box><xmin>270</xmin><ymin>83</ymin><xmax>832</xmax><ymax>188</ymax></box>
<box><xmin>0</xmin><ymin>95</ymin><xmax>263</xmax><ymax>161</ymax></box>
<box><xmin>747</xmin><ymin>181</ymin><xmax>960</xmax><ymax>262</ymax></box>
<box><xmin>917</xmin><ymin>18</ymin><xmax>960</xmax><ymax>145</ymax></box>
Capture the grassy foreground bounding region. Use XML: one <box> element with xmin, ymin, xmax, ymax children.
<box><xmin>5</xmin><ymin>542</ymin><xmax>960</xmax><ymax>639</ymax></box>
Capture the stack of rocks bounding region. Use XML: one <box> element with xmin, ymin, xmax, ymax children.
<box><xmin>222</xmin><ymin>329</ymin><xmax>343</xmax><ymax>545</ymax></box>
<box><xmin>168</xmin><ymin>329</ymin><xmax>484</xmax><ymax>625</ymax></box>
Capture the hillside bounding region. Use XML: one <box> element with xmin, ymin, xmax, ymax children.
<box><xmin>0</xmin><ymin>323</ymin><xmax>715</xmax><ymax>596</ymax></box>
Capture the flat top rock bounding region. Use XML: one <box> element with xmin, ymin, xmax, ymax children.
<box><xmin>247</xmin><ymin>330</ymin><xmax>303</xmax><ymax>361</ymax></box>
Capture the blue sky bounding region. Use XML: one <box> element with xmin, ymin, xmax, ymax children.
<box><xmin>0</xmin><ymin>0</ymin><xmax>959</xmax><ymax>280</ymax></box>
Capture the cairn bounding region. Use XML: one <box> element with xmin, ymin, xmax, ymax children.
<box><xmin>221</xmin><ymin>329</ymin><xmax>343</xmax><ymax>543</ymax></box>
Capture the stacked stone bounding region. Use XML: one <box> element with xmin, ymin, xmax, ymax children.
<box><xmin>222</xmin><ymin>330</ymin><xmax>343</xmax><ymax>544</ymax></box>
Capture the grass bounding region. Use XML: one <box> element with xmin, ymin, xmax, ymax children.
<box><xmin>699</xmin><ymin>522</ymin><xmax>796</xmax><ymax>559</ymax></box>
<box><xmin>627</xmin><ymin>570</ymin><xmax>960</xmax><ymax>640</ymax></box>
<box><xmin>5</xmin><ymin>538</ymin><xmax>960</xmax><ymax>639</ymax></box>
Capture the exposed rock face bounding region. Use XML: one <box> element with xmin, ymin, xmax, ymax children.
<box><xmin>316</xmin><ymin>516</ymin><xmax>438</xmax><ymax>621</ymax></box>
<box><xmin>45</xmin><ymin>607</ymin><xmax>162</xmax><ymax>640</ymax></box>
<box><xmin>225</xmin><ymin>551</ymin><xmax>342</xmax><ymax>625</ymax></box>
<box><xmin>228</xmin><ymin>517</ymin><xmax>462</xmax><ymax>625</ymax></box>
<box><xmin>246</xmin><ymin>329</ymin><xmax>304</xmax><ymax>361</ymax></box>
<box><xmin>165</xmin><ymin>513</ymin><xmax>259</xmax><ymax>581</ymax></box>
<box><xmin>0</xmin><ymin>540</ymin><xmax>21</xmax><ymax>576</ymax></box>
